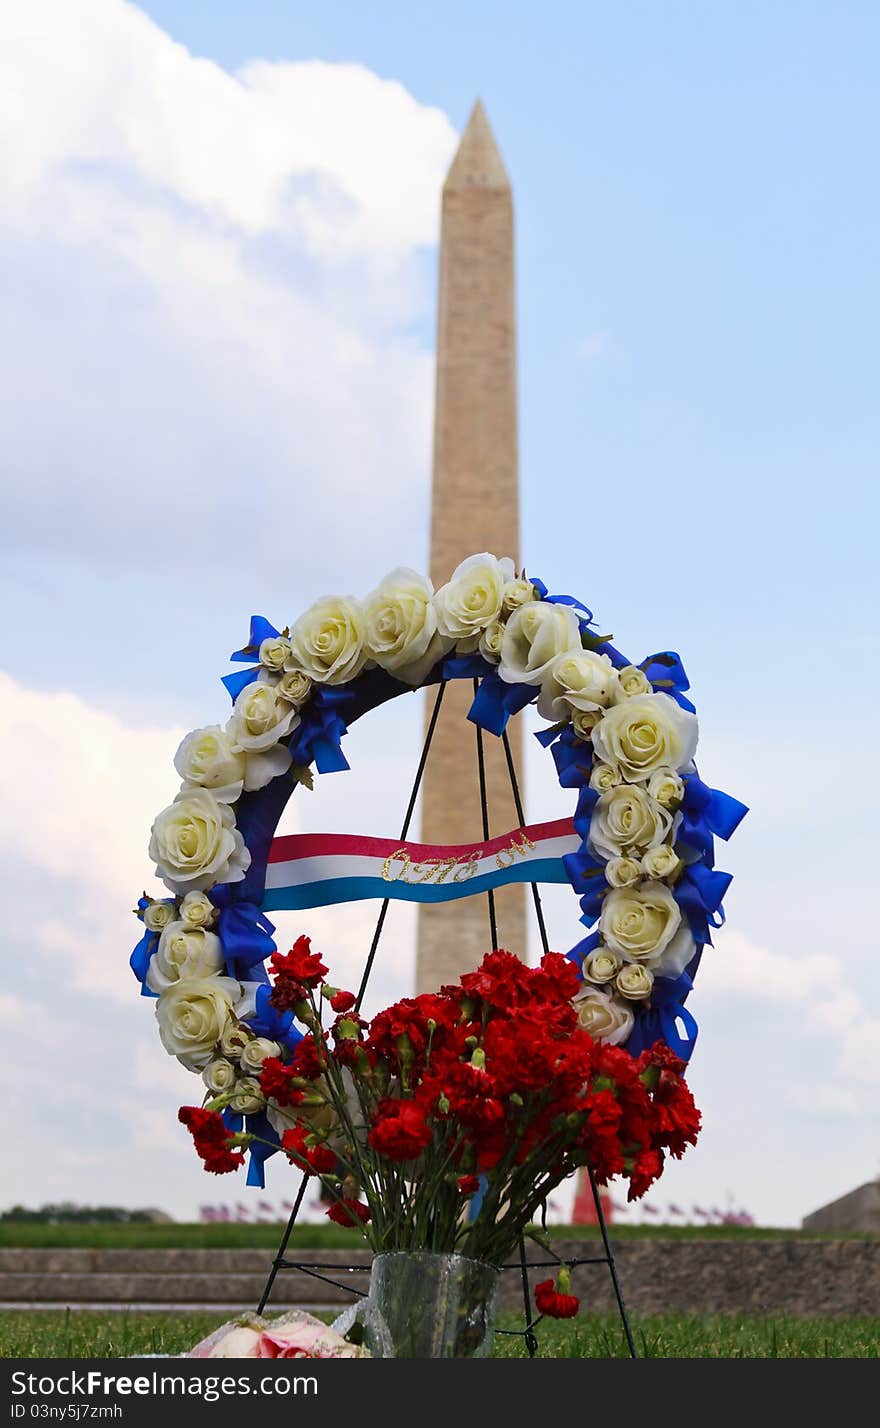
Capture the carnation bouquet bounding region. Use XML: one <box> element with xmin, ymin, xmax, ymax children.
<box><xmin>180</xmin><ymin>936</ymin><xmax>700</xmax><ymax>1310</ymax></box>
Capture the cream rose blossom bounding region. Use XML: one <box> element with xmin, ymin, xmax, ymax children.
<box><xmin>229</xmin><ymin>1077</ymin><xmax>265</xmax><ymax>1114</ymax></box>
<box><xmin>220</xmin><ymin>1021</ymin><xmax>253</xmax><ymax>1058</ymax></box>
<box><xmin>179</xmin><ymin>890</ymin><xmax>217</xmax><ymax>929</ymax></box>
<box><xmin>571</xmin><ymin>986</ymin><xmax>634</xmax><ymax>1046</ymax></box>
<box><xmin>611</xmin><ymin>665</ymin><xmax>653</xmax><ymax>700</ymax></box>
<box><xmin>240</xmin><ymin>1037</ymin><xmax>281</xmax><ymax>1074</ymax></box>
<box><xmin>434</xmin><ymin>553</ymin><xmax>515</xmax><ymax>650</ymax></box>
<box><xmin>224</xmin><ymin>685</ymin><xmax>296</xmax><ymax>792</ymax></box>
<box><xmin>498</xmin><ymin>600</ymin><xmax>582</xmax><ymax>686</ymax></box>
<box><xmin>605</xmin><ymin>856</ymin><xmax>643</xmax><ymax>888</ymax></box>
<box><xmin>641</xmin><ymin>844</ymin><xmax>682</xmax><ymax>881</ymax></box>
<box><xmin>174</xmin><ymin>726</ymin><xmax>246</xmax><ymax>803</ymax></box>
<box><xmin>155</xmin><ymin>976</ymin><xmax>241</xmax><ymax>1069</ymax></box>
<box><xmin>203</xmin><ymin>1059</ymin><xmax>238</xmax><ymax>1094</ymax></box>
<box><xmin>478</xmin><ymin>620</ymin><xmax>505</xmax><ymax>663</ymax></box>
<box><xmin>589</xmin><ymin>762</ymin><xmax>621</xmax><ymax>794</ymax></box>
<box><xmin>592</xmin><ymin>693</ymin><xmax>698</xmax><ymax>780</ymax></box>
<box><xmin>572</xmin><ymin>707</ymin><xmax>603</xmax><ymax>738</ymax></box>
<box><xmin>589</xmin><ymin>785</ymin><xmax>673</xmax><ymax>860</ymax></box>
<box><xmin>149</xmin><ymin>790</ymin><xmax>250</xmax><ymax>894</ymax></box>
<box><xmin>259</xmin><ymin>635</ymin><xmax>292</xmax><ymax>672</ymax></box>
<box><xmin>616</xmin><ymin>963</ymin><xmax>654</xmax><ymax>1000</ymax></box>
<box><xmin>276</xmin><ymin>669</ymin><xmax>313</xmax><ymax>706</ymax></box>
<box><xmin>142</xmin><ymin>898</ymin><xmax>176</xmax><ymax>933</ymax></box>
<box><xmin>363</xmin><ymin>568</ymin><xmax>450</xmax><ymax>684</ymax></box>
<box><xmin>537</xmin><ymin>649</ymin><xmax>618</xmax><ymax>722</ymax></box>
<box><xmin>146</xmin><ymin>921</ymin><xmax>225</xmax><ymax>994</ymax></box>
<box><xmin>582</xmin><ymin>949</ymin><xmax>621</xmax><ymax>984</ymax></box>
<box><xmin>599</xmin><ymin>883</ymin><xmax>682</xmax><ymax>965</ymax></box>
<box><xmin>648</xmin><ymin>768</ymin><xmax>685</xmax><ymax>809</ymax></box>
<box><xmin>289</xmin><ymin>596</ymin><xmax>368</xmax><ymax>685</ymax></box>
<box><xmin>502</xmin><ymin>576</ymin><xmax>538</xmax><ymax>614</ymax></box>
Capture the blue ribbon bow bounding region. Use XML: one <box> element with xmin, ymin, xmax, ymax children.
<box><xmin>210</xmin><ymin>885</ymin><xmax>277</xmax><ymax>978</ymax></box>
<box><xmin>626</xmin><ymin>973</ymin><xmax>698</xmax><ymax>1060</ymax></box>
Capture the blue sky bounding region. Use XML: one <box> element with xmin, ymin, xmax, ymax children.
<box><xmin>2</xmin><ymin>0</ymin><xmax>877</xmax><ymax>1226</ymax></box>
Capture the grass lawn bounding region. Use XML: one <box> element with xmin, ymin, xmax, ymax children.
<box><xmin>0</xmin><ymin>1221</ymin><xmax>864</xmax><ymax>1250</ymax></box>
<box><xmin>0</xmin><ymin>1309</ymin><xmax>877</xmax><ymax>1358</ymax></box>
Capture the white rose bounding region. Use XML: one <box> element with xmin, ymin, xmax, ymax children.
<box><xmin>240</xmin><ymin>1037</ymin><xmax>281</xmax><ymax>1074</ymax></box>
<box><xmin>174</xmin><ymin>726</ymin><xmax>246</xmax><ymax>804</ymax></box>
<box><xmin>599</xmin><ymin>883</ymin><xmax>682</xmax><ymax>966</ymax></box>
<box><xmin>647</xmin><ymin>768</ymin><xmax>685</xmax><ymax>810</ymax></box>
<box><xmin>219</xmin><ymin>1020</ymin><xmax>253</xmax><ymax>1058</ymax></box>
<box><xmin>228</xmin><ymin>683</ymin><xmax>299</xmax><ymax>755</ymax></box>
<box><xmin>502</xmin><ymin>576</ymin><xmax>538</xmax><ymax>614</ymax></box>
<box><xmin>498</xmin><ymin>600</ymin><xmax>581</xmax><ymax>686</ymax></box>
<box><xmin>276</xmin><ymin>670</ymin><xmax>313</xmax><ymax>707</ymax></box>
<box><xmin>478</xmin><ymin>620</ymin><xmax>505</xmax><ymax>663</ymax></box>
<box><xmin>149</xmin><ymin>790</ymin><xmax>251</xmax><ymax>895</ymax></box>
<box><xmin>571</xmin><ymin>986</ymin><xmax>634</xmax><ymax>1046</ymax></box>
<box><xmin>582</xmin><ymin>949</ymin><xmax>621</xmax><ymax>984</ymax></box>
<box><xmin>589</xmin><ymin>762</ymin><xmax>621</xmax><ymax>794</ymax></box>
<box><xmin>146</xmin><ymin>921</ymin><xmax>226</xmax><ymax>993</ymax></box>
<box><xmin>179</xmin><ymin>890</ymin><xmax>217</xmax><ymax>929</ymax></box>
<box><xmin>537</xmin><ymin>649</ymin><xmax>618</xmax><ymax>722</ymax></box>
<box><xmin>141</xmin><ymin>898</ymin><xmax>177</xmax><ymax>933</ymax></box>
<box><xmin>611</xmin><ymin>665</ymin><xmax>653</xmax><ymax>701</ymax></box>
<box><xmin>289</xmin><ymin>595</ymin><xmax>368</xmax><ymax>685</ymax></box>
<box><xmin>155</xmin><ymin>976</ymin><xmax>241</xmax><ymax>1070</ymax></box>
<box><xmin>641</xmin><ymin>844</ymin><xmax>682</xmax><ymax>881</ymax></box>
<box><xmin>203</xmin><ymin>1059</ymin><xmax>238</xmax><ymax>1094</ymax></box>
<box><xmin>435</xmin><ymin>553</ymin><xmax>515</xmax><ymax>650</ymax></box>
<box><xmin>616</xmin><ymin>963</ymin><xmax>654</xmax><ymax>1001</ymax></box>
<box><xmin>572</xmin><ymin>708</ymin><xmax>603</xmax><ymax>739</ymax></box>
<box><xmin>259</xmin><ymin>635</ymin><xmax>292</xmax><ymax>672</ymax></box>
<box><xmin>605</xmin><ymin>856</ymin><xmax>643</xmax><ymax>888</ymax></box>
<box><xmin>589</xmin><ymin>785</ymin><xmax>673</xmax><ymax>860</ymax></box>
<box><xmin>363</xmin><ymin>568</ymin><xmax>450</xmax><ymax>685</ymax></box>
<box><xmin>592</xmin><ymin>694</ymin><xmax>698</xmax><ymax>780</ymax></box>
<box><xmin>229</xmin><ymin>1076</ymin><xmax>265</xmax><ymax>1114</ymax></box>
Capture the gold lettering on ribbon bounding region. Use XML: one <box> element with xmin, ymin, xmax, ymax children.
<box><xmin>382</xmin><ymin>831</ymin><xmax>539</xmax><ymax>886</ymax></box>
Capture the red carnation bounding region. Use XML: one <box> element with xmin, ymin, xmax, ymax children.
<box><xmin>369</xmin><ymin>1098</ymin><xmax>433</xmax><ymax>1162</ymax></box>
<box><xmin>178</xmin><ymin>1106</ymin><xmax>245</xmax><ymax>1176</ymax></box>
<box><xmin>326</xmin><ymin>1197</ymin><xmax>372</xmax><ymax>1228</ymax></box>
<box><xmin>330</xmin><ymin>989</ymin><xmax>357</xmax><ymax>1013</ymax></box>
<box><xmin>281</xmin><ymin>1125</ymin><xmax>337</xmax><ymax>1175</ymax></box>
<box><xmin>535</xmin><ymin>1273</ymin><xmax>580</xmax><ymax>1319</ymax></box>
<box><xmin>269</xmin><ymin>936</ymin><xmax>328</xmax><ymax>1010</ymax></box>
<box><xmin>458</xmin><ymin>1175</ymin><xmax>480</xmax><ymax>1197</ymax></box>
<box><xmin>259</xmin><ymin>1057</ymin><xmax>306</xmax><ymax>1108</ymax></box>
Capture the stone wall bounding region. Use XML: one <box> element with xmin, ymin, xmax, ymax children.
<box><xmin>2</xmin><ymin>1240</ymin><xmax>877</xmax><ymax>1317</ymax></box>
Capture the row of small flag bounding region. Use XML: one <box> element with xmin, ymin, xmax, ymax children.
<box><xmin>614</xmin><ymin>1202</ymin><xmax>755</xmax><ymax>1225</ymax></box>
<box><xmin>200</xmin><ymin>1202</ymin><xmax>296</xmax><ymax>1223</ymax></box>
<box><xmin>200</xmin><ymin>1201</ymin><xmax>755</xmax><ymax>1226</ymax></box>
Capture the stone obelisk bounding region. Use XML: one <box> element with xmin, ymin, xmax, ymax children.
<box><xmin>415</xmin><ymin>101</ymin><xmax>526</xmax><ymax>994</ymax></box>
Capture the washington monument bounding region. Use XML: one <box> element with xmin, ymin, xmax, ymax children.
<box><xmin>415</xmin><ymin>101</ymin><xmax>527</xmax><ymax>994</ymax></box>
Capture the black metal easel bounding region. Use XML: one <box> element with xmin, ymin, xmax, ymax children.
<box><xmin>257</xmin><ymin>679</ymin><xmax>638</xmax><ymax>1358</ymax></box>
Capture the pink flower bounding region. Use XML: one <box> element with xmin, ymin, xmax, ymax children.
<box><xmin>258</xmin><ymin>1321</ymin><xmax>364</xmax><ymax>1359</ymax></box>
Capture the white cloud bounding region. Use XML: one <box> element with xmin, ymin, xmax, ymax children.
<box><xmin>0</xmin><ymin>0</ymin><xmax>457</xmax><ymax>578</ymax></box>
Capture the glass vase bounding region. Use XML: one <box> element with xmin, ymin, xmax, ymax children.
<box><xmin>362</xmin><ymin>1251</ymin><xmax>500</xmax><ymax>1359</ymax></box>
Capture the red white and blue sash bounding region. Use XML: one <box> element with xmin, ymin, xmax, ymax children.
<box><xmin>262</xmin><ymin>817</ymin><xmax>579</xmax><ymax>912</ymax></box>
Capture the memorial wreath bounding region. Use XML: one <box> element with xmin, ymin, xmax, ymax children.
<box><xmin>130</xmin><ymin>554</ymin><xmax>746</xmax><ymax>1321</ymax></box>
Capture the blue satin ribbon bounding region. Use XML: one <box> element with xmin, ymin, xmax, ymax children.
<box><xmin>210</xmin><ymin>885</ymin><xmax>277</xmax><ymax>977</ymax></box>
<box><xmin>550</xmin><ymin>729</ymin><xmax>596</xmax><ymax>789</ymax></box>
<box><xmin>250</xmin><ymin>983</ymin><xmax>303</xmax><ymax>1052</ymax></box>
<box><xmin>467</xmin><ymin>667</ymin><xmax>537</xmax><ymax>736</ymax></box>
<box><xmin>625</xmin><ymin>973</ymin><xmax>698</xmax><ymax>1060</ymax></box>
<box><xmin>638</xmin><ymin>651</ymin><xmax>696</xmax><ymax>712</ymax></box>
<box><xmin>565</xmin><ymin>928</ymin><xmax>600</xmax><ymax>966</ymax></box>
<box><xmin>289</xmin><ymin>686</ymin><xmax>353</xmax><ymax>774</ymax></box>
<box><xmin>129</xmin><ymin>896</ymin><xmax>175</xmax><ymax>997</ymax></box>
<box><xmin>220</xmin><ymin>1108</ymin><xmax>281</xmax><ymax>1189</ymax></box>
<box><xmin>678</xmin><ymin>775</ymin><xmax>749</xmax><ymax>857</ymax></box>
<box><xmin>674</xmin><ymin>863</ymin><xmax>731</xmax><ymax>945</ymax></box>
